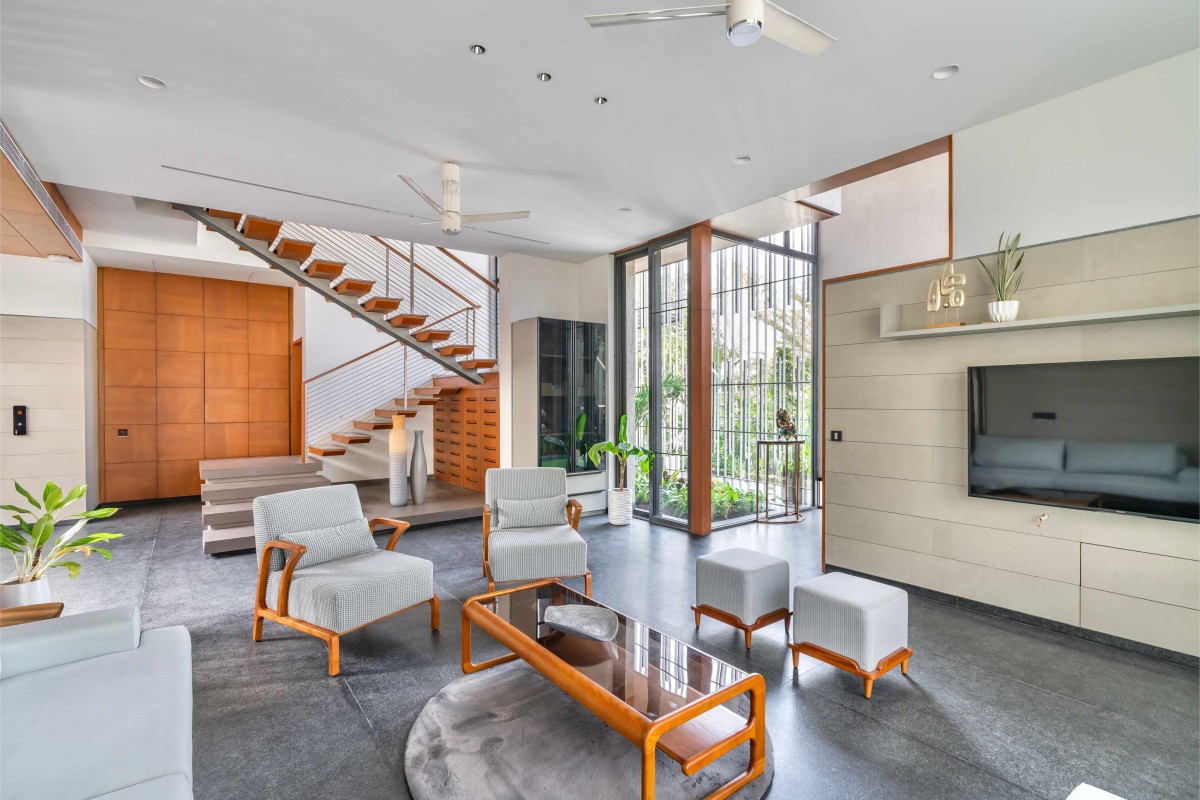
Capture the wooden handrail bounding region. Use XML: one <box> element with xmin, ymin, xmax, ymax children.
<box><xmin>303</xmin><ymin>341</ymin><xmax>397</xmax><ymax>384</ymax></box>
<box><xmin>437</xmin><ymin>247</ymin><xmax>499</xmax><ymax>291</ymax></box>
<box><xmin>372</xmin><ymin>236</ymin><xmax>481</xmax><ymax>309</ymax></box>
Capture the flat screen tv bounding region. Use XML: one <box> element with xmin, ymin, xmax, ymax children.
<box><xmin>967</xmin><ymin>357</ymin><xmax>1199</xmax><ymax>523</ymax></box>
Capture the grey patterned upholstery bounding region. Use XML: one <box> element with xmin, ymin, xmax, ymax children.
<box><xmin>265</xmin><ymin>550</ymin><xmax>434</xmax><ymax>633</ymax></box>
<box><xmin>254</xmin><ymin>484</ymin><xmax>435</xmax><ymax>634</ymax></box>
<box><xmin>493</xmin><ymin>495</ymin><xmax>568</xmax><ymax>530</ymax></box>
<box><xmin>485</xmin><ymin>468</ymin><xmax>587</xmax><ymax>584</ymax></box>
<box><xmin>696</xmin><ymin>548</ymin><xmax>790</xmax><ymax>624</ymax></box>
<box><xmin>793</xmin><ymin>573</ymin><xmax>908</xmax><ymax>670</ymax></box>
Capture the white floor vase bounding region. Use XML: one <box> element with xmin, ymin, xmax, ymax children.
<box><xmin>607</xmin><ymin>488</ymin><xmax>633</xmax><ymax>525</ymax></box>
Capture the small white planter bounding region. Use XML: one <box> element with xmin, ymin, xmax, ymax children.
<box><xmin>988</xmin><ymin>300</ymin><xmax>1020</xmax><ymax>323</ymax></box>
<box><xmin>0</xmin><ymin>577</ymin><xmax>51</xmax><ymax>608</ymax></box>
<box><xmin>607</xmin><ymin>488</ymin><xmax>633</xmax><ymax>526</ymax></box>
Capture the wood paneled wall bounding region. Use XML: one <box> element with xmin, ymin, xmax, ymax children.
<box><xmin>433</xmin><ymin>372</ymin><xmax>499</xmax><ymax>493</ymax></box>
<box><xmin>99</xmin><ymin>268</ymin><xmax>293</xmax><ymax>501</ymax></box>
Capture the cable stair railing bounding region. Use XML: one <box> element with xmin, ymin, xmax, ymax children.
<box><xmin>171</xmin><ymin>204</ymin><xmax>498</xmax><ymax>458</ymax></box>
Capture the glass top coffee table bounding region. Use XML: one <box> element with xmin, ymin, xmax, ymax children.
<box><xmin>461</xmin><ymin>579</ymin><xmax>767</xmax><ymax>800</ymax></box>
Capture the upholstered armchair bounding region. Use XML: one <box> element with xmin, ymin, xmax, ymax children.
<box><xmin>252</xmin><ymin>484</ymin><xmax>439</xmax><ymax>676</ymax></box>
<box><xmin>482</xmin><ymin>467</ymin><xmax>590</xmax><ymax>595</ymax></box>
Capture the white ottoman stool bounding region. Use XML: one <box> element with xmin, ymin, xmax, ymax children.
<box><xmin>789</xmin><ymin>572</ymin><xmax>912</xmax><ymax>698</ymax></box>
<box><xmin>692</xmin><ymin>547</ymin><xmax>791</xmax><ymax>649</ymax></box>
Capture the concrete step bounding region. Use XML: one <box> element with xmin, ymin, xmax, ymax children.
<box><xmin>199</xmin><ymin>456</ymin><xmax>320</xmax><ymax>481</ymax></box>
<box><xmin>200</xmin><ymin>474</ymin><xmax>330</xmax><ymax>502</ymax></box>
<box><xmin>202</xmin><ymin>500</ymin><xmax>253</xmax><ymax>527</ymax></box>
<box><xmin>202</xmin><ymin>525</ymin><xmax>255</xmax><ymax>555</ymax></box>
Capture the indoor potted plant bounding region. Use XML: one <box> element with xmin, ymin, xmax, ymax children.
<box><xmin>0</xmin><ymin>481</ymin><xmax>122</xmax><ymax>608</ymax></box>
<box><xmin>977</xmin><ymin>232</ymin><xmax>1025</xmax><ymax>322</ymax></box>
<box><xmin>587</xmin><ymin>415</ymin><xmax>654</xmax><ymax>526</ymax></box>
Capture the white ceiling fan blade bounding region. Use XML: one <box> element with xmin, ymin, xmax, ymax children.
<box><xmin>459</xmin><ymin>211</ymin><xmax>531</xmax><ymax>224</ymax></box>
<box><xmin>762</xmin><ymin>1</ymin><xmax>836</xmax><ymax>55</ymax></box>
<box><xmin>398</xmin><ymin>175</ymin><xmax>444</xmax><ymax>214</ymax></box>
<box><xmin>584</xmin><ymin>4</ymin><xmax>727</xmax><ymax>28</ymax></box>
<box><xmin>463</xmin><ymin>225</ymin><xmax>550</xmax><ymax>245</ymax></box>
<box><xmin>416</xmin><ymin>220</ymin><xmax>442</xmax><ymax>225</ymax></box>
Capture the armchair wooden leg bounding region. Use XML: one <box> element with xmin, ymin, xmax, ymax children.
<box><xmin>430</xmin><ymin>595</ymin><xmax>441</xmax><ymax>631</ymax></box>
<box><xmin>327</xmin><ymin>635</ymin><xmax>341</xmax><ymax>677</ymax></box>
<box><xmin>252</xmin><ymin>613</ymin><xmax>264</xmax><ymax>642</ymax></box>
<box><xmin>584</xmin><ymin>571</ymin><xmax>593</xmax><ymax>597</ymax></box>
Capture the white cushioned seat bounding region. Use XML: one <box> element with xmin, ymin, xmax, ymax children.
<box><xmin>489</xmin><ymin>524</ymin><xmax>587</xmax><ymax>583</ymax></box>
<box><xmin>266</xmin><ymin>549</ymin><xmax>434</xmax><ymax>633</ymax></box>
<box><xmin>696</xmin><ymin>547</ymin><xmax>790</xmax><ymax>625</ymax></box>
<box><xmin>793</xmin><ymin>572</ymin><xmax>908</xmax><ymax>671</ymax></box>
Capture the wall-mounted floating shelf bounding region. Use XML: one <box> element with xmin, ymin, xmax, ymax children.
<box><xmin>879</xmin><ymin>303</ymin><xmax>1200</xmax><ymax>340</ymax></box>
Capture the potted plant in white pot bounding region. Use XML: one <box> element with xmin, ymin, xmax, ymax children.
<box><xmin>587</xmin><ymin>415</ymin><xmax>654</xmax><ymax>526</ymax></box>
<box><xmin>0</xmin><ymin>481</ymin><xmax>122</xmax><ymax>608</ymax></box>
<box><xmin>977</xmin><ymin>232</ymin><xmax>1026</xmax><ymax>322</ymax></box>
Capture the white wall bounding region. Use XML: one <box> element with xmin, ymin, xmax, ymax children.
<box><xmin>302</xmin><ymin>289</ymin><xmax>392</xmax><ymax>380</ymax></box>
<box><xmin>819</xmin><ymin>154</ymin><xmax>950</xmax><ymax>280</ymax></box>
<box><xmin>954</xmin><ymin>49</ymin><xmax>1200</xmax><ymax>258</ymax></box>
<box><xmin>0</xmin><ymin>251</ymin><xmax>98</xmax><ymax>327</ymax></box>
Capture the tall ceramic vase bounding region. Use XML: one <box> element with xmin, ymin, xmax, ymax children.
<box><xmin>410</xmin><ymin>430</ymin><xmax>428</xmax><ymax>505</ymax></box>
<box><xmin>389</xmin><ymin>415</ymin><xmax>408</xmax><ymax>507</ymax></box>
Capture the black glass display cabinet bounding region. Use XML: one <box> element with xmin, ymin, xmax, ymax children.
<box><xmin>534</xmin><ymin>318</ymin><xmax>606</xmax><ymax>474</ymax></box>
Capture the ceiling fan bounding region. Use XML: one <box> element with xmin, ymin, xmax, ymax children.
<box><xmin>399</xmin><ymin>162</ymin><xmax>532</xmax><ymax>239</ymax></box>
<box><xmin>584</xmin><ymin>0</ymin><xmax>835</xmax><ymax>55</ymax></box>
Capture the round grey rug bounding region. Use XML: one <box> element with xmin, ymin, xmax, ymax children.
<box><xmin>404</xmin><ymin>662</ymin><xmax>774</xmax><ymax>800</ymax></box>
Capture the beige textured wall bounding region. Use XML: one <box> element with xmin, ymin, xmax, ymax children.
<box><xmin>0</xmin><ymin>315</ymin><xmax>95</xmax><ymax>509</ymax></box>
<box><xmin>822</xmin><ymin>216</ymin><xmax>1200</xmax><ymax>656</ymax></box>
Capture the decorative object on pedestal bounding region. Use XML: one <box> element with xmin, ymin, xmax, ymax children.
<box><xmin>544</xmin><ymin>604</ymin><xmax>619</xmax><ymax>641</ymax></box>
<box><xmin>0</xmin><ymin>480</ymin><xmax>122</xmax><ymax>608</ymax></box>
<box><xmin>587</xmin><ymin>415</ymin><xmax>654</xmax><ymax>526</ymax></box>
<box><xmin>410</xmin><ymin>429</ymin><xmax>428</xmax><ymax>505</ymax></box>
<box><xmin>754</xmin><ymin>438</ymin><xmax>805</xmax><ymax>523</ymax></box>
<box><xmin>977</xmin><ymin>231</ymin><xmax>1025</xmax><ymax>323</ymax></box>
<box><xmin>389</xmin><ymin>415</ymin><xmax>409</xmax><ymax>507</ymax></box>
<box><xmin>925</xmin><ymin>262</ymin><xmax>967</xmax><ymax>328</ymax></box>
<box><xmin>775</xmin><ymin>408</ymin><xmax>797</xmax><ymax>438</ymax></box>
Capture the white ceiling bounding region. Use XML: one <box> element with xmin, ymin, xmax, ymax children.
<box><xmin>2</xmin><ymin>1</ymin><xmax>1196</xmax><ymax>262</ymax></box>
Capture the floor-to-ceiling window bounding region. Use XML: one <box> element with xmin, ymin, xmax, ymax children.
<box><xmin>618</xmin><ymin>225</ymin><xmax>815</xmax><ymax>530</ymax></box>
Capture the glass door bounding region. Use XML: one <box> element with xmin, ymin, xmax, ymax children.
<box><xmin>622</xmin><ymin>237</ymin><xmax>691</xmax><ymax>528</ymax></box>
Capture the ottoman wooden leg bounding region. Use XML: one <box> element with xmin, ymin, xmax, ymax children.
<box><xmin>744</xmin><ymin>629</ymin><xmax>753</xmax><ymax>649</ymax></box>
<box><xmin>863</xmin><ymin>678</ymin><xmax>874</xmax><ymax>699</ymax></box>
<box><xmin>694</xmin><ymin>607</ymin><xmax>701</xmax><ymax>628</ymax></box>
<box><xmin>901</xmin><ymin>657</ymin><xmax>910</xmax><ymax>675</ymax></box>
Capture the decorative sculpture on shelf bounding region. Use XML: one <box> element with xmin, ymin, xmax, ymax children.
<box><xmin>776</xmin><ymin>408</ymin><xmax>797</xmax><ymax>439</ymax></box>
<box><xmin>925</xmin><ymin>262</ymin><xmax>966</xmax><ymax>328</ymax></box>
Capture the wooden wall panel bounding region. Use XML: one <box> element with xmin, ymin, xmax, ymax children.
<box><xmin>101</xmin><ymin>268</ymin><xmax>296</xmax><ymax>500</ymax></box>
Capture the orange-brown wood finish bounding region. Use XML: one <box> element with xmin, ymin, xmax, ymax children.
<box><xmin>692</xmin><ymin>604</ymin><xmax>792</xmax><ymax>650</ymax></box>
<box><xmin>480</xmin><ymin>497</ymin><xmax>591</xmax><ymax>594</ymax></box>
<box><xmin>433</xmin><ymin>373</ymin><xmax>498</xmax><ymax>492</ymax></box>
<box><xmin>789</xmin><ymin>642</ymin><xmax>913</xmax><ymax>699</ymax></box>
<box><xmin>99</xmin><ymin>268</ymin><xmax>295</xmax><ymax>501</ymax></box>
<box><xmin>686</xmin><ymin>224</ymin><xmax>713</xmax><ymax>535</ymax></box>
<box><xmin>0</xmin><ymin>602</ymin><xmax>64</xmax><ymax>627</ymax></box>
<box><xmin>462</xmin><ymin>580</ymin><xmax>767</xmax><ymax>800</ymax></box>
<box><xmin>252</xmin><ymin>518</ymin><xmax>440</xmax><ymax>676</ymax></box>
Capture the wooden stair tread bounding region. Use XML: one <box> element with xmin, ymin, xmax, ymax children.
<box><xmin>437</xmin><ymin>344</ymin><xmax>474</xmax><ymax>356</ymax></box>
<box><xmin>335</xmin><ymin>279</ymin><xmax>374</xmax><ymax>297</ymax></box>
<box><xmin>458</xmin><ymin>359</ymin><xmax>497</xmax><ymax>369</ymax></box>
<box><xmin>413</xmin><ymin>385</ymin><xmax>460</xmax><ymax>395</ymax></box>
<box><xmin>413</xmin><ymin>329</ymin><xmax>452</xmax><ymax>342</ymax></box>
<box><xmin>305</xmin><ymin>260</ymin><xmax>345</xmax><ymax>280</ymax></box>
<box><xmin>353</xmin><ymin>418</ymin><xmax>394</xmax><ymax>430</ymax></box>
<box><xmin>332</xmin><ymin>432</ymin><xmax>372</xmax><ymax>444</ymax></box>
<box><xmin>308</xmin><ymin>444</ymin><xmax>347</xmax><ymax>456</ymax></box>
<box><xmin>240</xmin><ymin>215</ymin><xmax>283</xmax><ymax>243</ymax></box>
<box><xmin>388</xmin><ymin>314</ymin><xmax>428</xmax><ymax>328</ymax></box>
<box><xmin>397</xmin><ymin>396</ymin><xmax>438</xmax><ymax>406</ymax></box>
<box><xmin>206</xmin><ymin>208</ymin><xmax>243</xmax><ymax>222</ymax></box>
<box><xmin>361</xmin><ymin>296</ymin><xmax>403</xmax><ymax>313</ymax></box>
<box><xmin>273</xmin><ymin>238</ymin><xmax>316</xmax><ymax>262</ymax></box>
<box><xmin>374</xmin><ymin>407</ymin><xmax>419</xmax><ymax>418</ymax></box>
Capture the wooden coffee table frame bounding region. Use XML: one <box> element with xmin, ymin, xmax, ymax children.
<box><xmin>462</xmin><ymin>579</ymin><xmax>767</xmax><ymax>800</ymax></box>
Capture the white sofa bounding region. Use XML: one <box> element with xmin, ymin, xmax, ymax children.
<box><xmin>971</xmin><ymin>435</ymin><xmax>1199</xmax><ymax>505</ymax></box>
<box><xmin>0</xmin><ymin>607</ymin><xmax>193</xmax><ymax>800</ymax></box>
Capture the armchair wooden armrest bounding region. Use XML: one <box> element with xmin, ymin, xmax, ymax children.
<box><xmin>566</xmin><ymin>498</ymin><xmax>583</xmax><ymax>530</ymax></box>
<box><xmin>481</xmin><ymin>503</ymin><xmax>492</xmax><ymax>567</ymax></box>
<box><xmin>370</xmin><ymin>518</ymin><xmax>411</xmax><ymax>551</ymax></box>
<box><xmin>255</xmin><ymin>539</ymin><xmax>307</xmax><ymax>618</ymax></box>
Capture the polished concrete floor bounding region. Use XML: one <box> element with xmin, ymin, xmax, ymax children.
<box><xmin>51</xmin><ymin>499</ymin><xmax>1198</xmax><ymax>800</ymax></box>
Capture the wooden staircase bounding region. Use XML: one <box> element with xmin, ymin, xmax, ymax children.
<box><xmin>172</xmin><ymin>205</ymin><xmax>485</xmax><ymax>384</ymax></box>
<box><xmin>200</xmin><ymin>456</ymin><xmax>328</xmax><ymax>554</ymax></box>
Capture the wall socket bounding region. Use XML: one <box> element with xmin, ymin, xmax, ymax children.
<box><xmin>830</xmin><ymin>430</ymin><xmax>842</xmax><ymax>442</ymax></box>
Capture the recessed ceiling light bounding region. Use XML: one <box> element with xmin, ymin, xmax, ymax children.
<box><xmin>931</xmin><ymin>64</ymin><xmax>960</xmax><ymax>80</ymax></box>
<box><xmin>137</xmin><ymin>75</ymin><xmax>167</xmax><ymax>90</ymax></box>
<box><xmin>594</xmin><ymin>96</ymin><xmax>608</xmax><ymax>105</ymax></box>
<box><xmin>733</xmin><ymin>155</ymin><xmax>752</xmax><ymax>165</ymax></box>
<box><xmin>46</xmin><ymin>254</ymin><xmax>72</xmax><ymax>263</ymax></box>
<box><xmin>470</xmin><ymin>44</ymin><xmax>486</xmax><ymax>55</ymax></box>
<box><xmin>536</xmin><ymin>72</ymin><xmax>552</xmax><ymax>82</ymax></box>
<box><xmin>617</xmin><ymin>207</ymin><xmax>631</xmax><ymax>213</ymax></box>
